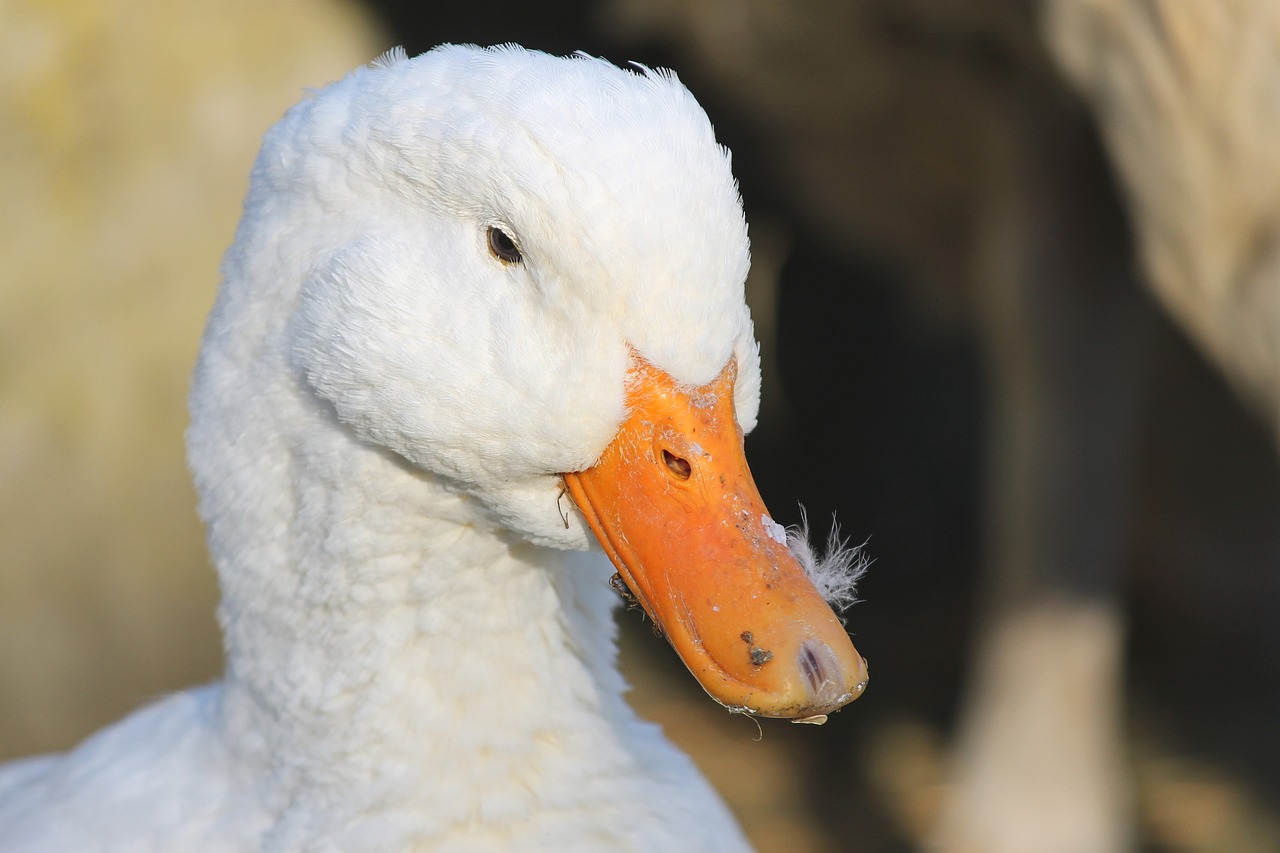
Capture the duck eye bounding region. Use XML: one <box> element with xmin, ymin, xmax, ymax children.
<box><xmin>662</xmin><ymin>449</ymin><xmax>692</xmax><ymax>481</ymax></box>
<box><xmin>487</xmin><ymin>226</ymin><xmax>522</xmax><ymax>264</ymax></box>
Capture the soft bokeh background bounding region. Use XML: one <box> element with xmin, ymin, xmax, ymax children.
<box><xmin>2</xmin><ymin>1</ymin><xmax>1277</xmax><ymax>851</ymax></box>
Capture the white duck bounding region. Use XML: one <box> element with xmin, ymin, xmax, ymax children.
<box><xmin>0</xmin><ymin>44</ymin><xmax>867</xmax><ymax>851</ymax></box>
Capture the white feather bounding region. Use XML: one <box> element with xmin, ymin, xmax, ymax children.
<box><xmin>787</xmin><ymin>507</ymin><xmax>871</xmax><ymax>613</ymax></box>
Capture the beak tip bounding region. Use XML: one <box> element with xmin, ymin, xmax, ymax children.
<box><xmin>796</xmin><ymin>637</ymin><xmax>868</xmax><ymax>715</ymax></box>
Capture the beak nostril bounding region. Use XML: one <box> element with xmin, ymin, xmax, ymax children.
<box><xmin>661</xmin><ymin>449</ymin><xmax>692</xmax><ymax>480</ymax></box>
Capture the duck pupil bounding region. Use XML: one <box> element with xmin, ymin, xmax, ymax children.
<box><xmin>488</xmin><ymin>226</ymin><xmax>521</xmax><ymax>264</ymax></box>
<box><xmin>662</xmin><ymin>449</ymin><xmax>692</xmax><ymax>480</ymax></box>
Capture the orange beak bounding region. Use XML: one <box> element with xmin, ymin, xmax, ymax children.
<box><xmin>563</xmin><ymin>354</ymin><xmax>868</xmax><ymax>720</ymax></box>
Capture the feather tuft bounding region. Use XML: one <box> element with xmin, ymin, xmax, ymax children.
<box><xmin>786</xmin><ymin>506</ymin><xmax>870</xmax><ymax>613</ymax></box>
<box><xmin>371</xmin><ymin>46</ymin><xmax>408</xmax><ymax>70</ymax></box>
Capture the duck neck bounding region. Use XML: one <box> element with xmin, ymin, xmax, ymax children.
<box><xmin>204</xmin><ymin>425</ymin><xmax>639</xmax><ymax>820</ymax></box>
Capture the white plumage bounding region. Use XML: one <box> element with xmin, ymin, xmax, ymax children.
<box><xmin>0</xmin><ymin>44</ymin><xmax>840</xmax><ymax>851</ymax></box>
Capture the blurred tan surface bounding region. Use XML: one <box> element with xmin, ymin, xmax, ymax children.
<box><xmin>0</xmin><ymin>0</ymin><xmax>382</xmax><ymax>760</ymax></box>
<box><xmin>1046</xmin><ymin>0</ymin><xmax>1280</xmax><ymax>436</ymax></box>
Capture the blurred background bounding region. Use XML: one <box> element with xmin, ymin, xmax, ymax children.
<box><xmin>1</xmin><ymin>1</ymin><xmax>1277</xmax><ymax>851</ymax></box>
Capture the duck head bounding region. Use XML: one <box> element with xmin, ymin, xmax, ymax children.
<box><xmin>193</xmin><ymin>45</ymin><xmax>866</xmax><ymax>723</ymax></box>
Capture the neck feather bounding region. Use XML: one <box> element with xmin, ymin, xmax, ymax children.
<box><xmin>185</xmin><ymin>335</ymin><xmax>747</xmax><ymax>847</ymax></box>
<box><xmin>197</xmin><ymin>409</ymin><xmax>709</xmax><ymax>843</ymax></box>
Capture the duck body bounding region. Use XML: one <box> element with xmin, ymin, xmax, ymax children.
<box><xmin>0</xmin><ymin>43</ymin><xmax>861</xmax><ymax>851</ymax></box>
